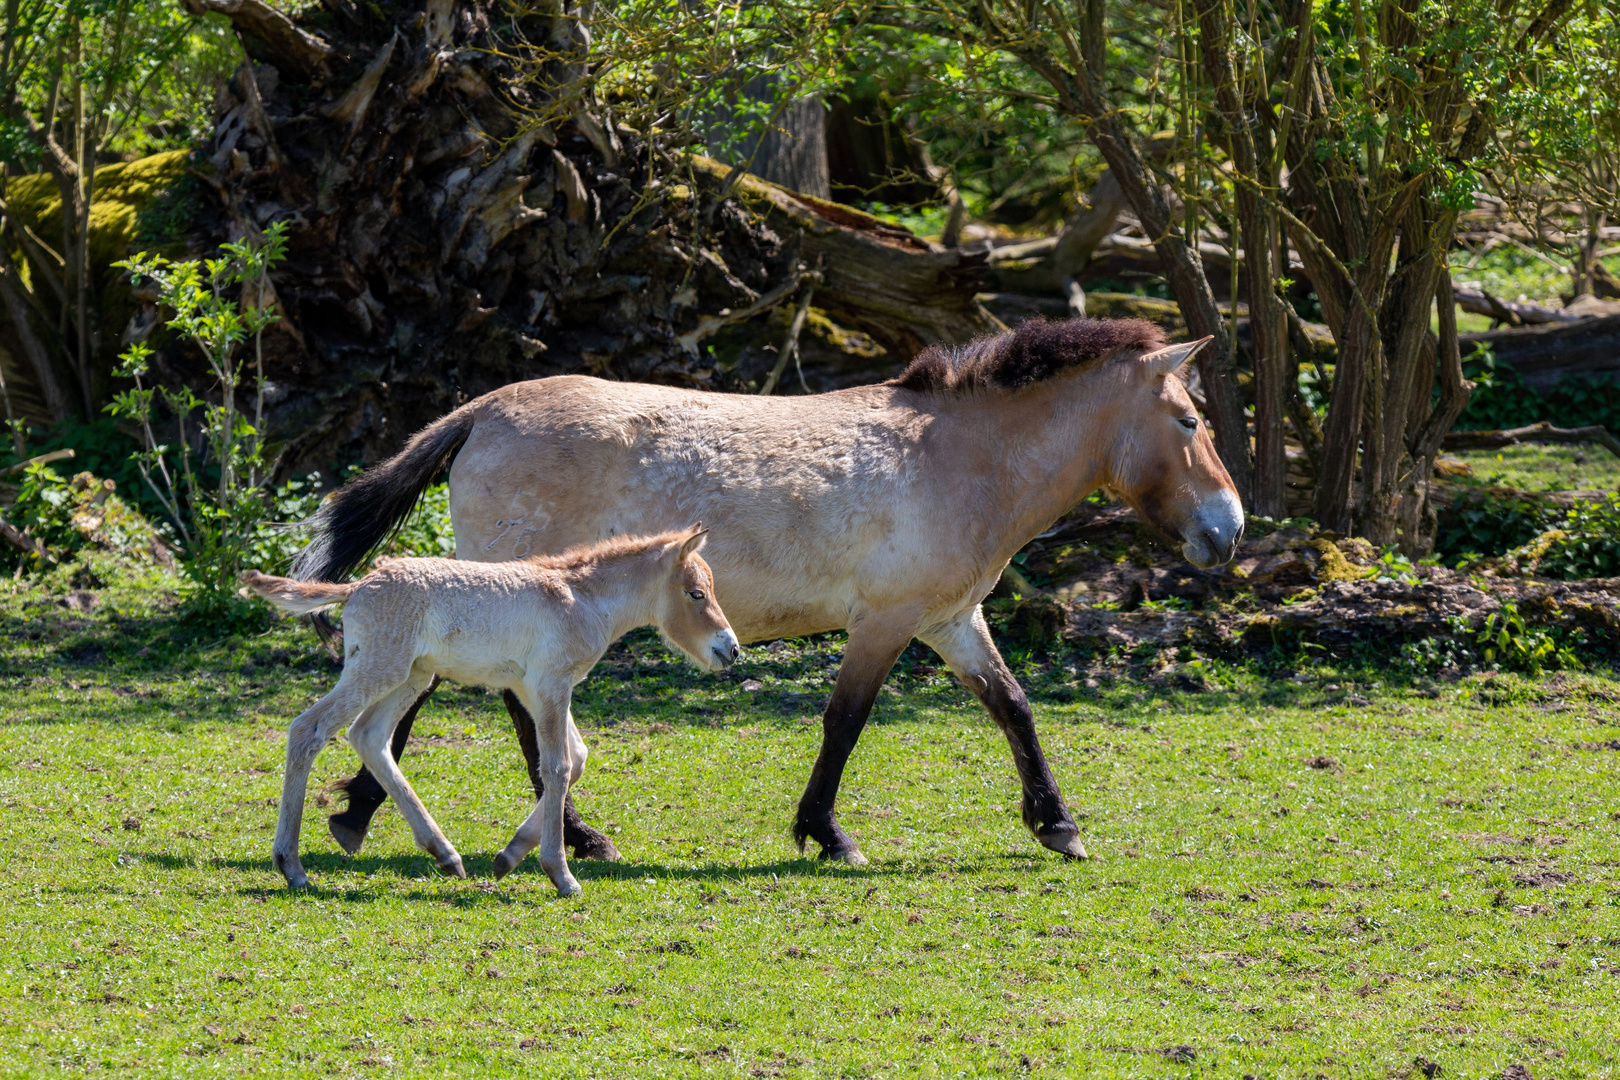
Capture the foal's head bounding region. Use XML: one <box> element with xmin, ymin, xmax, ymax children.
<box><xmin>652</xmin><ymin>525</ymin><xmax>739</xmax><ymax>671</ymax></box>
<box><xmin>1098</xmin><ymin>335</ymin><xmax>1244</xmax><ymax>568</ymax></box>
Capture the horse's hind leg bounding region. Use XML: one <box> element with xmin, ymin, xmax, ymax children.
<box><xmin>348</xmin><ymin>674</ymin><xmax>466</xmax><ymax>878</ymax></box>
<box><xmin>503</xmin><ymin>689</ymin><xmax>618</xmax><ymax>861</ymax></box>
<box><xmin>918</xmin><ymin>606</ymin><xmax>1086</xmax><ymax>859</ymax></box>
<box><xmin>274</xmin><ymin>675</ymin><xmax>375</xmax><ymax>888</ymax></box>
<box><xmin>793</xmin><ymin>615</ymin><xmax>916</xmax><ymax>865</ymax></box>
<box><xmin>328</xmin><ymin>676</ymin><xmax>442</xmax><ymax>854</ymax></box>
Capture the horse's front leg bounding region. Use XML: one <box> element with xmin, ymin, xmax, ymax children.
<box><xmin>794</xmin><ymin>615</ymin><xmax>916</xmax><ymax>865</ymax></box>
<box><xmin>919</xmin><ymin>606</ymin><xmax>1086</xmax><ymax>859</ymax></box>
<box><xmin>328</xmin><ymin>675</ymin><xmax>442</xmax><ymax>854</ymax></box>
<box><xmin>503</xmin><ymin>689</ymin><xmax>618</xmax><ymax>861</ymax></box>
<box><xmin>494</xmin><ymin>680</ymin><xmax>580</xmax><ymax>896</ymax></box>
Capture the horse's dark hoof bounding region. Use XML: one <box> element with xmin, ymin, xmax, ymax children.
<box><xmin>1036</xmin><ymin>825</ymin><xmax>1089</xmax><ymax>860</ymax></box>
<box><xmin>569</xmin><ymin>832</ymin><xmax>620</xmax><ymax>862</ymax></box>
<box><xmin>492</xmin><ymin>849</ymin><xmax>521</xmax><ymax>880</ymax></box>
<box><xmin>328</xmin><ymin>814</ymin><xmax>367</xmax><ymax>855</ymax></box>
<box><xmin>819</xmin><ymin>846</ymin><xmax>869</xmax><ymax>867</ymax></box>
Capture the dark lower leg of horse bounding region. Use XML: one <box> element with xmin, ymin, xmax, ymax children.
<box><xmin>502</xmin><ymin>690</ymin><xmax>619</xmax><ymax>861</ymax></box>
<box><xmin>327</xmin><ymin>677</ymin><xmax>440</xmax><ymax>855</ymax></box>
<box><xmin>975</xmin><ymin>669</ymin><xmax>1086</xmax><ymax>859</ymax></box>
<box><xmin>793</xmin><ymin>636</ymin><xmax>908</xmax><ymax>864</ymax></box>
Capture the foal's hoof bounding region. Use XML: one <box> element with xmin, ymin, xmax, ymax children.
<box><xmin>492</xmin><ymin>849</ymin><xmax>521</xmax><ymax>881</ymax></box>
<box><xmin>437</xmin><ymin>854</ymin><xmax>467</xmax><ymax>879</ymax></box>
<box><xmin>553</xmin><ymin>876</ymin><xmax>582</xmax><ymax>898</ymax></box>
<box><xmin>1036</xmin><ymin>826</ymin><xmax>1090</xmax><ymax>860</ymax></box>
<box><xmin>820</xmin><ymin>846</ymin><xmax>869</xmax><ymax>867</ymax></box>
<box><xmin>327</xmin><ymin>815</ymin><xmax>367</xmax><ymax>856</ymax></box>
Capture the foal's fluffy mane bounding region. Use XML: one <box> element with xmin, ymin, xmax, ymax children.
<box><xmin>888</xmin><ymin>317</ymin><xmax>1166</xmax><ymax>394</ymax></box>
<box><xmin>519</xmin><ymin>530</ymin><xmax>691</xmax><ymax>572</ymax></box>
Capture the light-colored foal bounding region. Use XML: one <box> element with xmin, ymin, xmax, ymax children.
<box><xmin>244</xmin><ymin>525</ymin><xmax>736</xmax><ymax>896</ymax></box>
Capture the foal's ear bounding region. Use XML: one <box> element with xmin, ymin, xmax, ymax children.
<box><xmin>677</xmin><ymin>522</ymin><xmax>709</xmax><ymax>560</ymax></box>
<box><xmin>1140</xmin><ymin>336</ymin><xmax>1212</xmax><ymax>378</ymax></box>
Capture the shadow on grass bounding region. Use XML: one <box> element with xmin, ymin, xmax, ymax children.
<box><xmin>128</xmin><ymin>849</ymin><xmax>916</xmax><ymax>903</ymax></box>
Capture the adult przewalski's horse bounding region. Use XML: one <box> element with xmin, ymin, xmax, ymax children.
<box><xmin>294</xmin><ymin>317</ymin><xmax>1244</xmax><ymax>865</ymax></box>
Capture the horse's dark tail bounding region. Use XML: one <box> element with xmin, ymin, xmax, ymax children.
<box><xmin>291</xmin><ymin>403</ymin><xmax>477</xmax><ymax>583</ymax></box>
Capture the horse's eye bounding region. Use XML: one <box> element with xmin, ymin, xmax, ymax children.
<box><xmin>688</xmin><ymin>590</ymin><xmax>706</xmax><ymax>601</ymax></box>
<box><xmin>1179</xmin><ymin>417</ymin><xmax>1199</xmax><ymax>431</ymax></box>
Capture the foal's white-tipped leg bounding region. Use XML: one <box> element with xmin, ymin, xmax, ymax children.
<box><xmin>493</xmin><ymin>763</ymin><xmax>577</xmax><ymax>895</ymax></box>
<box><xmin>494</xmin><ymin>680</ymin><xmax>580</xmax><ymax>896</ymax></box>
<box><xmin>274</xmin><ymin>679</ymin><xmax>370</xmax><ymax>888</ymax></box>
<box><xmin>348</xmin><ymin>676</ymin><xmax>466</xmax><ymax>878</ymax></box>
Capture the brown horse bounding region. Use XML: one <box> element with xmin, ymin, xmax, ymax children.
<box><xmin>294</xmin><ymin>317</ymin><xmax>1244</xmax><ymax>865</ymax></box>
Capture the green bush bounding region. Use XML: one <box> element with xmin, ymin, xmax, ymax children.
<box><xmin>107</xmin><ymin>222</ymin><xmax>291</xmax><ymax>614</ymax></box>
<box><xmin>1454</xmin><ymin>344</ymin><xmax>1620</xmax><ymax>434</ymax></box>
<box><xmin>1434</xmin><ymin>490</ymin><xmax>1555</xmax><ymax>563</ymax></box>
<box><xmin>0</xmin><ymin>465</ymin><xmax>163</xmax><ymax>571</ymax></box>
<box><xmin>1473</xmin><ymin>601</ymin><xmax>1582</xmax><ymax>674</ymax></box>
<box><xmin>381</xmin><ymin>481</ymin><xmax>455</xmax><ymax>559</ymax></box>
<box><xmin>1506</xmin><ymin>492</ymin><xmax>1620</xmax><ymax>579</ymax></box>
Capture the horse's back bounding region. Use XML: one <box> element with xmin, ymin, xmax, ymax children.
<box><xmin>443</xmin><ymin>375</ymin><xmax>949</xmax><ymax>639</ymax></box>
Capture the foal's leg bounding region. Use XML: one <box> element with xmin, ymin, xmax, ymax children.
<box><xmin>793</xmin><ymin>615</ymin><xmax>916</xmax><ymax>865</ymax></box>
<box><xmin>493</xmin><ymin>679</ymin><xmax>580</xmax><ymax>896</ymax></box>
<box><xmin>347</xmin><ymin>674</ymin><xmax>467</xmax><ymax>878</ymax></box>
<box><xmin>328</xmin><ymin>675</ymin><xmax>442</xmax><ymax>855</ymax></box>
<box><xmin>918</xmin><ymin>606</ymin><xmax>1086</xmax><ymax>859</ymax></box>
<box><xmin>273</xmin><ymin>674</ymin><xmax>377</xmax><ymax>888</ymax></box>
<box><xmin>503</xmin><ymin>689</ymin><xmax>618</xmax><ymax>861</ymax></box>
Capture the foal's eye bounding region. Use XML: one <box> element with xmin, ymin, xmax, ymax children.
<box><xmin>1178</xmin><ymin>416</ymin><xmax>1199</xmax><ymax>432</ymax></box>
<box><xmin>688</xmin><ymin>590</ymin><xmax>706</xmax><ymax>601</ymax></box>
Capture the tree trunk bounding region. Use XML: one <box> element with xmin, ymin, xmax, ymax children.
<box><xmin>1006</xmin><ymin>9</ymin><xmax>1254</xmax><ymax>505</ymax></box>
<box><xmin>706</xmin><ymin>80</ymin><xmax>831</xmax><ymax>200</ymax></box>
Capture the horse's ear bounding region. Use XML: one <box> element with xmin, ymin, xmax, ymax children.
<box><xmin>678</xmin><ymin>523</ymin><xmax>709</xmax><ymax>560</ymax></box>
<box><xmin>1140</xmin><ymin>336</ymin><xmax>1212</xmax><ymax>378</ymax></box>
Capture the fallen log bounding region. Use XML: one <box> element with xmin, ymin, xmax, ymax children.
<box><xmin>689</xmin><ymin>157</ymin><xmax>1003</xmax><ymax>359</ymax></box>
<box><xmin>1443</xmin><ymin>420</ymin><xmax>1620</xmax><ymax>459</ymax></box>
<box><xmin>0</xmin><ymin>447</ymin><xmax>73</xmax><ymax>476</ymax></box>
<box><xmin>1451</xmin><ymin>287</ymin><xmax>1584</xmax><ymax>327</ymax></box>
<box><xmin>1460</xmin><ymin>313</ymin><xmax>1620</xmax><ymax>393</ymax></box>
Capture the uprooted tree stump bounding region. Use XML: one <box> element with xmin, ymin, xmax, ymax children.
<box><xmin>122</xmin><ymin>0</ymin><xmax>1005</xmax><ymax>473</ymax></box>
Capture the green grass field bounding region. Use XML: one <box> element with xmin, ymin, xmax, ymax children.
<box><xmin>1452</xmin><ymin>443</ymin><xmax>1620</xmax><ymax>494</ymax></box>
<box><xmin>3</xmin><ymin>567</ymin><xmax>1619</xmax><ymax>1079</ymax></box>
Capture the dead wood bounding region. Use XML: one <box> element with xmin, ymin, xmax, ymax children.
<box><xmin>1460</xmin><ymin>313</ymin><xmax>1620</xmax><ymax>393</ymax></box>
<box><xmin>687</xmin><ymin>158</ymin><xmax>1003</xmax><ymax>358</ymax></box>
<box><xmin>1452</xmin><ymin>287</ymin><xmax>1586</xmax><ymax>327</ymax></box>
<box><xmin>1443</xmin><ymin>421</ymin><xmax>1620</xmax><ymax>459</ymax></box>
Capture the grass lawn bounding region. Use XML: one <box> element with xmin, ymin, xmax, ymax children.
<box><xmin>2</xmin><ymin>565</ymin><xmax>1619</xmax><ymax>1078</ymax></box>
<box><xmin>1452</xmin><ymin>443</ymin><xmax>1620</xmax><ymax>495</ymax></box>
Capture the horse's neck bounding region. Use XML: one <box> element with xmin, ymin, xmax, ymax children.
<box><xmin>944</xmin><ymin>372</ymin><xmax>1113</xmax><ymax>543</ymax></box>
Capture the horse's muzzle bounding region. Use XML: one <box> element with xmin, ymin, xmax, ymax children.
<box><xmin>1182</xmin><ymin>490</ymin><xmax>1245</xmax><ymax>568</ymax></box>
<box><xmin>710</xmin><ymin>630</ymin><xmax>740</xmax><ymax>668</ymax></box>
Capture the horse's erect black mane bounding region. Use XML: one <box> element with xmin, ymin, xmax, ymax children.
<box><xmin>887</xmin><ymin>317</ymin><xmax>1167</xmax><ymax>394</ymax></box>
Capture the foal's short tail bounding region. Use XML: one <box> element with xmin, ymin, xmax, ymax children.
<box><xmin>290</xmin><ymin>403</ymin><xmax>477</xmax><ymax>583</ymax></box>
<box><xmin>240</xmin><ymin>570</ymin><xmax>357</xmax><ymax>615</ymax></box>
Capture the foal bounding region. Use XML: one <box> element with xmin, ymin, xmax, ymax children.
<box><xmin>243</xmin><ymin>525</ymin><xmax>736</xmax><ymax>896</ymax></box>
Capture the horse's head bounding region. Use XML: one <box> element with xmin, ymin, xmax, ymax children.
<box><xmin>654</xmin><ymin>524</ymin><xmax>740</xmax><ymax>670</ymax></box>
<box><xmin>1103</xmin><ymin>337</ymin><xmax>1244</xmax><ymax>568</ymax></box>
